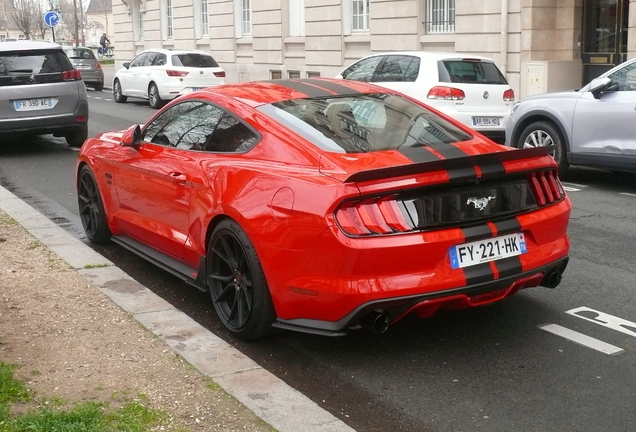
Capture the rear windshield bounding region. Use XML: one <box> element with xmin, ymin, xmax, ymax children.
<box><xmin>64</xmin><ymin>49</ymin><xmax>95</xmax><ymax>60</ymax></box>
<box><xmin>258</xmin><ymin>93</ymin><xmax>472</xmax><ymax>154</ymax></box>
<box><xmin>171</xmin><ymin>53</ymin><xmax>219</xmax><ymax>68</ymax></box>
<box><xmin>440</xmin><ymin>60</ymin><xmax>508</xmax><ymax>85</ymax></box>
<box><xmin>0</xmin><ymin>49</ymin><xmax>74</xmax><ymax>86</ymax></box>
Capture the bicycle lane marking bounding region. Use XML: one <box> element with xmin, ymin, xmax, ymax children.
<box><xmin>566</xmin><ymin>306</ymin><xmax>636</xmax><ymax>338</ymax></box>
<box><xmin>538</xmin><ymin>324</ymin><xmax>624</xmax><ymax>355</ymax></box>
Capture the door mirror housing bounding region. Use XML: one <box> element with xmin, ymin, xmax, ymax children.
<box><xmin>589</xmin><ymin>76</ymin><xmax>611</xmax><ymax>99</ymax></box>
<box><xmin>121</xmin><ymin>124</ymin><xmax>142</xmax><ymax>148</ymax></box>
<box><xmin>123</xmin><ymin>61</ymin><xmax>130</xmax><ymax>69</ymax></box>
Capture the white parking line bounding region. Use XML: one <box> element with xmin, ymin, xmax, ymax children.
<box><xmin>566</xmin><ymin>306</ymin><xmax>636</xmax><ymax>338</ymax></box>
<box><xmin>562</xmin><ymin>182</ymin><xmax>588</xmax><ymax>189</ymax></box>
<box><xmin>619</xmin><ymin>193</ymin><xmax>636</xmax><ymax>198</ymax></box>
<box><xmin>563</xmin><ymin>186</ymin><xmax>580</xmax><ymax>192</ymax></box>
<box><xmin>539</xmin><ymin>324</ymin><xmax>624</xmax><ymax>355</ymax></box>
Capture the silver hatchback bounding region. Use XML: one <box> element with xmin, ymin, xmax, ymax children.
<box><xmin>0</xmin><ymin>41</ymin><xmax>89</xmax><ymax>147</ymax></box>
<box><xmin>64</xmin><ymin>46</ymin><xmax>104</xmax><ymax>91</ymax></box>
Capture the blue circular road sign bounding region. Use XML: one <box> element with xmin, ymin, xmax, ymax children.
<box><xmin>44</xmin><ymin>11</ymin><xmax>61</xmax><ymax>27</ymax></box>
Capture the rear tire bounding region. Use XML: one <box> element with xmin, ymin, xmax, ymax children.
<box><xmin>94</xmin><ymin>82</ymin><xmax>104</xmax><ymax>92</ymax></box>
<box><xmin>148</xmin><ymin>83</ymin><xmax>165</xmax><ymax>109</ymax></box>
<box><xmin>517</xmin><ymin>121</ymin><xmax>569</xmax><ymax>178</ymax></box>
<box><xmin>113</xmin><ymin>79</ymin><xmax>127</xmax><ymax>103</ymax></box>
<box><xmin>77</xmin><ymin>165</ymin><xmax>112</xmax><ymax>244</ymax></box>
<box><xmin>207</xmin><ymin>219</ymin><xmax>276</xmax><ymax>340</ymax></box>
<box><xmin>65</xmin><ymin>127</ymin><xmax>88</xmax><ymax>148</ymax></box>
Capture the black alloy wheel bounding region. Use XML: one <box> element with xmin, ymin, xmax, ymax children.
<box><xmin>77</xmin><ymin>165</ymin><xmax>112</xmax><ymax>244</ymax></box>
<box><xmin>207</xmin><ymin>219</ymin><xmax>276</xmax><ymax>340</ymax></box>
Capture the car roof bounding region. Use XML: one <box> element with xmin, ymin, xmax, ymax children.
<box><xmin>199</xmin><ymin>78</ymin><xmax>391</xmax><ymax>108</ymax></box>
<box><xmin>140</xmin><ymin>48</ymin><xmax>212</xmax><ymax>56</ymax></box>
<box><xmin>355</xmin><ymin>51</ymin><xmax>497</xmax><ymax>63</ymax></box>
<box><xmin>0</xmin><ymin>40</ymin><xmax>62</xmax><ymax>52</ymax></box>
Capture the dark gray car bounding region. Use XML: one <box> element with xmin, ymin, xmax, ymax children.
<box><xmin>64</xmin><ymin>46</ymin><xmax>104</xmax><ymax>91</ymax></box>
<box><xmin>0</xmin><ymin>41</ymin><xmax>89</xmax><ymax>147</ymax></box>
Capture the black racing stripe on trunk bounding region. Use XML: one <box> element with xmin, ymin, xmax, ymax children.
<box><xmin>493</xmin><ymin>219</ymin><xmax>522</xmax><ymax>236</ymax></box>
<box><xmin>302</xmin><ymin>79</ymin><xmax>362</xmax><ymax>95</ymax></box>
<box><xmin>448</xmin><ymin>166</ymin><xmax>478</xmax><ymax>182</ymax></box>
<box><xmin>430</xmin><ymin>143</ymin><xmax>470</xmax><ymax>160</ymax></box>
<box><xmin>397</xmin><ymin>145</ymin><xmax>443</xmax><ymax>163</ymax></box>
<box><xmin>263</xmin><ymin>80</ymin><xmax>334</xmax><ymax>98</ymax></box>
<box><xmin>495</xmin><ymin>256</ymin><xmax>523</xmax><ymax>278</ymax></box>
<box><xmin>464</xmin><ymin>262</ymin><xmax>495</xmax><ymax>285</ymax></box>
<box><xmin>462</xmin><ymin>224</ymin><xmax>493</xmax><ymax>243</ymax></box>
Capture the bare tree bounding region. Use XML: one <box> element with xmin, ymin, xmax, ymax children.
<box><xmin>10</xmin><ymin>0</ymin><xmax>36</xmax><ymax>39</ymax></box>
<box><xmin>34</xmin><ymin>2</ymin><xmax>51</xmax><ymax>40</ymax></box>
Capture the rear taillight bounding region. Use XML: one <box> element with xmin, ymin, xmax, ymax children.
<box><xmin>166</xmin><ymin>70</ymin><xmax>189</xmax><ymax>77</ymax></box>
<box><xmin>427</xmin><ymin>86</ymin><xmax>466</xmax><ymax>100</ymax></box>
<box><xmin>529</xmin><ymin>170</ymin><xmax>563</xmax><ymax>207</ymax></box>
<box><xmin>96</xmin><ymin>63</ymin><xmax>102</xmax><ymax>71</ymax></box>
<box><xmin>335</xmin><ymin>195</ymin><xmax>414</xmax><ymax>237</ymax></box>
<box><xmin>62</xmin><ymin>69</ymin><xmax>82</xmax><ymax>81</ymax></box>
<box><xmin>214</xmin><ymin>71</ymin><xmax>226</xmax><ymax>78</ymax></box>
<box><xmin>503</xmin><ymin>88</ymin><xmax>515</xmax><ymax>102</ymax></box>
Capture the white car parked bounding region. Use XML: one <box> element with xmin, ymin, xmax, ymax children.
<box><xmin>336</xmin><ymin>52</ymin><xmax>514</xmax><ymax>143</ymax></box>
<box><xmin>113</xmin><ymin>49</ymin><xmax>226</xmax><ymax>109</ymax></box>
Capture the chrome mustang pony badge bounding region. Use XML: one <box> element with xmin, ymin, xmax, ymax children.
<box><xmin>467</xmin><ymin>196</ymin><xmax>495</xmax><ymax>211</ymax></box>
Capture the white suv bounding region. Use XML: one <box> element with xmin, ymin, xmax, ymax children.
<box><xmin>336</xmin><ymin>52</ymin><xmax>514</xmax><ymax>143</ymax></box>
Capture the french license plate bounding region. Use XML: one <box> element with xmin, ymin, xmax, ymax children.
<box><xmin>14</xmin><ymin>98</ymin><xmax>54</xmax><ymax>111</ymax></box>
<box><xmin>472</xmin><ymin>117</ymin><xmax>501</xmax><ymax>127</ymax></box>
<box><xmin>449</xmin><ymin>232</ymin><xmax>527</xmax><ymax>269</ymax></box>
<box><xmin>191</xmin><ymin>87</ymin><xmax>203</xmax><ymax>91</ymax></box>
<box><xmin>76</xmin><ymin>65</ymin><xmax>91</xmax><ymax>70</ymax></box>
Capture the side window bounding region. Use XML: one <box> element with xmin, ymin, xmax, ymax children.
<box><xmin>205</xmin><ymin>114</ymin><xmax>259</xmax><ymax>153</ymax></box>
<box><xmin>142</xmin><ymin>52</ymin><xmax>158</xmax><ymax>66</ymax></box>
<box><xmin>607</xmin><ymin>62</ymin><xmax>636</xmax><ymax>91</ymax></box>
<box><xmin>341</xmin><ymin>56</ymin><xmax>383</xmax><ymax>82</ymax></box>
<box><xmin>128</xmin><ymin>52</ymin><xmax>148</xmax><ymax>68</ymax></box>
<box><xmin>142</xmin><ymin>101</ymin><xmax>224</xmax><ymax>150</ymax></box>
<box><xmin>153</xmin><ymin>53</ymin><xmax>167</xmax><ymax>66</ymax></box>
<box><xmin>374</xmin><ymin>55</ymin><xmax>418</xmax><ymax>83</ymax></box>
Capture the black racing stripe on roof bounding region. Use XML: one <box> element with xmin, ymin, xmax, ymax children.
<box><xmin>302</xmin><ymin>79</ymin><xmax>363</xmax><ymax>95</ymax></box>
<box><xmin>463</xmin><ymin>262</ymin><xmax>495</xmax><ymax>285</ymax></box>
<box><xmin>263</xmin><ymin>80</ymin><xmax>335</xmax><ymax>98</ymax></box>
<box><xmin>495</xmin><ymin>256</ymin><xmax>523</xmax><ymax>278</ymax></box>
<box><xmin>345</xmin><ymin>146</ymin><xmax>552</xmax><ymax>183</ymax></box>
<box><xmin>429</xmin><ymin>143</ymin><xmax>470</xmax><ymax>160</ymax></box>
<box><xmin>493</xmin><ymin>219</ymin><xmax>522</xmax><ymax>236</ymax></box>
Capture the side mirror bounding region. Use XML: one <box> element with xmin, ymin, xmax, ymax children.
<box><xmin>123</xmin><ymin>62</ymin><xmax>130</xmax><ymax>69</ymax></box>
<box><xmin>589</xmin><ymin>76</ymin><xmax>611</xmax><ymax>99</ymax></box>
<box><xmin>121</xmin><ymin>124</ymin><xmax>142</xmax><ymax>148</ymax></box>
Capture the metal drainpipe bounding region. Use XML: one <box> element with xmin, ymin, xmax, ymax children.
<box><xmin>501</xmin><ymin>0</ymin><xmax>509</xmax><ymax>75</ymax></box>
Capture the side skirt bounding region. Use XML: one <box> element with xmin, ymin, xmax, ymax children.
<box><xmin>111</xmin><ymin>235</ymin><xmax>208</xmax><ymax>292</ymax></box>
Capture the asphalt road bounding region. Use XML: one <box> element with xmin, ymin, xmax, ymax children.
<box><xmin>1</xmin><ymin>94</ymin><xmax>636</xmax><ymax>432</ymax></box>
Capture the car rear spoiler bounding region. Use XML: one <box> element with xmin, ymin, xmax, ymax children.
<box><xmin>344</xmin><ymin>146</ymin><xmax>553</xmax><ymax>183</ymax></box>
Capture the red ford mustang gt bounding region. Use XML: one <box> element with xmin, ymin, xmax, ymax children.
<box><xmin>76</xmin><ymin>78</ymin><xmax>570</xmax><ymax>339</ymax></box>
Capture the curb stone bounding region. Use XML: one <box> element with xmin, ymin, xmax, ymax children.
<box><xmin>0</xmin><ymin>184</ymin><xmax>355</xmax><ymax>432</ymax></box>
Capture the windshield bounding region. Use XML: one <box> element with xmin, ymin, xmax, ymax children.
<box><xmin>258</xmin><ymin>93</ymin><xmax>472</xmax><ymax>154</ymax></box>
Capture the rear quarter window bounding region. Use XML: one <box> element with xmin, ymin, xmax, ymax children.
<box><xmin>439</xmin><ymin>60</ymin><xmax>508</xmax><ymax>85</ymax></box>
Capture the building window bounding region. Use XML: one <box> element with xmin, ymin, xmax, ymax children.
<box><xmin>133</xmin><ymin>1</ymin><xmax>144</xmax><ymax>41</ymax></box>
<box><xmin>242</xmin><ymin>0</ymin><xmax>252</xmax><ymax>36</ymax></box>
<box><xmin>288</xmin><ymin>70</ymin><xmax>300</xmax><ymax>79</ymax></box>
<box><xmin>271</xmin><ymin>70</ymin><xmax>282</xmax><ymax>79</ymax></box>
<box><xmin>352</xmin><ymin>0</ymin><xmax>369</xmax><ymax>33</ymax></box>
<box><xmin>195</xmin><ymin>0</ymin><xmax>209</xmax><ymax>38</ymax></box>
<box><xmin>425</xmin><ymin>0</ymin><xmax>455</xmax><ymax>33</ymax></box>
<box><xmin>289</xmin><ymin>0</ymin><xmax>305</xmax><ymax>37</ymax></box>
<box><xmin>307</xmin><ymin>71</ymin><xmax>320</xmax><ymax>78</ymax></box>
<box><xmin>166</xmin><ymin>0</ymin><xmax>174</xmax><ymax>38</ymax></box>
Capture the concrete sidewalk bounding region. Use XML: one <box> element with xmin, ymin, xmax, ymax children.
<box><xmin>0</xmin><ymin>184</ymin><xmax>355</xmax><ymax>432</ymax></box>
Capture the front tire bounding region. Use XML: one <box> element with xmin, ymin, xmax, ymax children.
<box><xmin>77</xmin><ymin>165</ymin><xmax>112</xmax><ymax>244</ymax></box>
<box><xmin>207</xmin><ymin>219</ymin><xmax>276</xmax><ymax>340</ymax></box>
<box><xmin>517</xmin><ymin>121</ymin><xmax>569</xmax><ymax>178</ymax></box>
<box><xmin>113</xmin><ymin>79</ymin><xmax>127</xmax><ymax>103</ymax></box>
<box><xmin>148</xmin><ymin>83</ymin><xmax>165</xmax><ymax>109</ymax></box>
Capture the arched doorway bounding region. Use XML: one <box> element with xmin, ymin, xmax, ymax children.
<box><xmin>582</xmin><ymin>0</ymin><xmax>629</xmax><ymax>84</ymax></box>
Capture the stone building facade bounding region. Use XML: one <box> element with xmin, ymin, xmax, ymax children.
<box><xmin>112</xmin><ymin>0</ymin><xmax>636</xmax><ymax>99</ymax></box>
